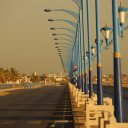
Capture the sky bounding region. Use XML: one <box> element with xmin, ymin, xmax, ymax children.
<box><xmin>0</xmin><ymin>0</ymin><xmax>128</xmax><ymax>75</ymax></box>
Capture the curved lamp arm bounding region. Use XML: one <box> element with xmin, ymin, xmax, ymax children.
<box><xmin>72</xmin><ymin>0</ymin><xmax>82</xmax><ymax>9</ymax></box>
<box><xmin>123</xmin><ymin>25</ymin><xmax>128</xmax><ymax>31</ymax></box>
<box><xmin>53</xmin><ymin>33</ymin><xmax>74</xmax><ymax>40</ymax></box>
<box><xmin>44</xmin><ymin>9</ymin><xmax>79</xmax><ymax>21</ymax></box>
<box><xmin>56</xmin><ymin>45</ymin><xmax>72</xmax><ymax>50</ymax></box>
<box><xmin>52</xmin><ymin>27</ymin><xmax>76</xmax><ymax>35</ymax></box>
<box><xmin>51</xmin><ymin>19</ymin><xmax>77</xmax><ymax>29</ymax></box>
<box><xmin>54</xmin><ymin>42</ymin><xmax>73</xmax><ymax>47</ymax></box>
<box><xmin>54</xmin><ymin>38</ymin><xmax>74</xmax><ymax>44</ymax></box>
<box><xmin>52</xmin><ymin>9</ymin><xmax>79</xmax><ymax>21</ymax></box>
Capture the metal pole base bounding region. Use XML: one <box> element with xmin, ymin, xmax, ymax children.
<box><xmin>89</xmin><ymin>70</ymin><xmax>93</xmax><ymax>98</ymax></box>
<box><xmin>114</xmin><ymin>56</ymin><xmax>124</xmax><ymax>122</ymax></box>
<box><xmin>84</xmin><ymin>72</ymin><xmax>88</xmax><ymax>94</ymax></box>
<box><xmin>97</xmin><ymin>66</ymin><xmax>103</xmax><ymax>105</ymax></box>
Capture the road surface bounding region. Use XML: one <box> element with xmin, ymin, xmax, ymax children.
<box><xmin>0</xmin><ymin>84</ymin><xmax>74</xmax><ymax>128</ymax></box>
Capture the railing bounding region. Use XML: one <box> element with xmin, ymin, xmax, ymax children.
<box><xmin>23</xmin><ymin>82</ymin><xmax>44</xmax><ymax>89</ymax></box>
<box><xmin>68</xmin><ymin>82</ymin><xmax>128</xmax><ymax>128</ymax></box>
<box><xmin>0</xmin><ymin>82</ymin><xmax>44</xmax><ymax>91</ymax></box>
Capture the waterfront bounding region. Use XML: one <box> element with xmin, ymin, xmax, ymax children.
<box><xmin>94</xmin><ymin>86</ymin><xmax>128</xmax><ymax>122</ymax></box>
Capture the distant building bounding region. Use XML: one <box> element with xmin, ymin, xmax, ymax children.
<box><xmin>33</xmin><ymin>70</ymin><xmax>37</xmax><ymax>76</ymax></box>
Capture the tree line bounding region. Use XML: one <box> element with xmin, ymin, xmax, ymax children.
<box><xmin>0</xmin><ymin>67</ymin><xmax>20</xmax><ymax>83</ymax></box>
<box><xmin>0</xmin><ymin>67</ymin><xmax>46</xmax><ymax>84</ymax></box>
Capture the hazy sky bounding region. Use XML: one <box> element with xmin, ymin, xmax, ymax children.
<box><xmin>0</xmin><ymin>0</ymin><xmax>128</xmax><ymax>75</ymax></box>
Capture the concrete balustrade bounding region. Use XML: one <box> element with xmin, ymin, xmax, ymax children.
<box><xmin>85</xmin><ymin>99</ymin><xmax>114</xmax><ymax>128</ymax></box>
<box><xmin>68</xmin><ymin>82</ymin><xmax>128</xmax><ymax>128</ymax></box>
<box><xmin>105</xmin><ymin>116</ymin><xmax>128</xmax><ymax>128</ymax></box>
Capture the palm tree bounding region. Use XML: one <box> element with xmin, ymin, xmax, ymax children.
<box><xmin>10</xmin><ymin>67</ymin><xmax>20</xmax><ymax>82</ymax></box>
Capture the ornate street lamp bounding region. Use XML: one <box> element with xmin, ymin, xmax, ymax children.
<box><xmin>91</xmin><ymin>45</ymin><xmax>95</xmax><ymax>56</ymax></box>
<box><xmin>118</xmin><ymin>3</ymin><xmax>128</xmax><ymax>27</ymax></box>
<box><xmin>100</xmin><ymin>24</ymin><xmax>113</xmax><ymax>48</ymax></box>
<box><xmin>118</xmin><ymin>3</ymin><xmax>128</xmax><ymax>38</ymax></box>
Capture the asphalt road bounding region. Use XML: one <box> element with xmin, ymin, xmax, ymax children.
<box><xmin>0</xmin><ymin>84</ymin><xmax>74</xmax><ymax>128</ymax></box>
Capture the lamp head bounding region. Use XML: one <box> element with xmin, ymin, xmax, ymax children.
<box><xmin>118</xmin><ymin>2</ymin><xmax>128</xmax><ymax>26</ymax></box>
<box><xmin>91</xmin><ymin>45</ymin><xmax>95</xmax><ymax>56</ymax></box>
<box><xmin>86</xmin><ymin>52</ymin><xmax>88</xmax><ymax>60</ymax></box>
<box><xmin>52</xmin><ymin>33</ymin><xmax>57</xmax><ymax>36</ymax></box>
<box><xmin>86</xmin><ymin>51</ymin><xmax>89</xmax><ymax>56</ymax></box>
<box><xmin>48</xmin><ymin>19</ymin><xmax>54</xmax><ymax>22</ymax></box>
<box><xmin>44</xmin><ymin>9</ymin><xmax>51</xmax><ymax>12</ymax></box>
<box><xmin>58</xmin><ymin>54</ymin><xmax>61</xmax><ymax>57</ymax></box>
<box><xmin>50</xmin><ymin>27</ymin><xmax>56</xmax><ymax>30</ymax></box>
<box><xmin>86</xmin><ymin>56</ymin><xmax>88</xmax><ymax>60</ymax></box>
<box><xmin>54</xmin><ymin>38</ymin><xmax>58</xmax><ymax>40</ymax></box>
<box><xmin>100</xmin><ymin>24</ymin><xmax>112</xmax><ymax>40</ymax></box>
<box><xmin>54</xmin><ymin>43</ymin><xmax>59</xmax><ymax>45</ymax></box>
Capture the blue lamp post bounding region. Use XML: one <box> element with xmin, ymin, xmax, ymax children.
<box><xmin>77</xmin><ymin>29</ymin><xmax>83</xmax><ymax>90</ymax></box>
<box><xmin>80</xmin><ymin>0</ymin><xmax>88</xmax><ymax>94</ymax></box>
<box><xmin>74</xmin><ymin>31</ymin><xmax>81</xmax><ymax>89</ymax></box>
<box><xmin>74</xmin><ymin>0</ymin><xmax>88</xmax><ymax>94</ymax></box>
<box><xmin>72</xmin><ymin>0</ymin><xmax>87</xmax><ymax>93</ymax></box>
<box><xmin>111</xmin><ymin>0</ymin><xmax>128</xmax><ymax>122</ymax></box>
<box><xmin>86</xmin><ymin>0</ymin><xmax>93</xmax><ymax>97</ymax></box>
<box><xmin>100</xmin><ymin>2</ymin><xmax>128</xmax><ymax>122</ymax></box>
<box><xmin>95</xmin><ymin>0</ymin><xmax>103</xmax><ymax>105</ymax></box>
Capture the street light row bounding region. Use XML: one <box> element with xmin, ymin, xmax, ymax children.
<box><xmin>44</xmin><ymin>0</ymin><xmax>128</xmax><ymax>122</ymax></box>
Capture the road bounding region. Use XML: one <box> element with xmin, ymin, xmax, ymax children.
<box><xmin>0</xmin><ymin>84</ymin><xmax>74</xmax><ymax>128</ymax></box>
